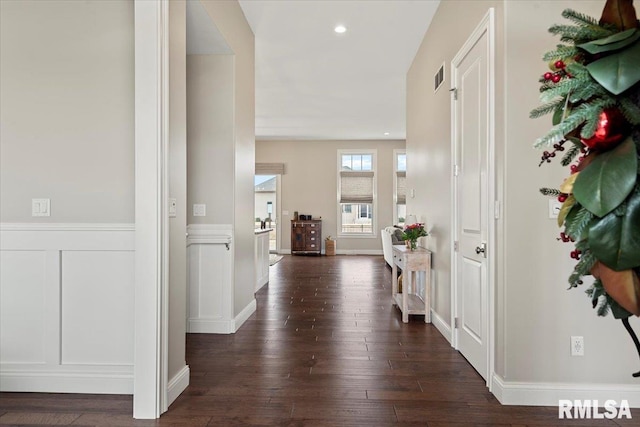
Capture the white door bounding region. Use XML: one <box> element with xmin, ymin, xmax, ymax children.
<box><xmin>452</xmin><ymin>11</ymin><xmax>494</xmax><ymax>381</ymax></box>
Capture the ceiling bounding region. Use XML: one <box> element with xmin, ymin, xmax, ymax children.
<box><xmin>186</xmin><ymin>0</ymin><xmax>441</xmax><ymax>141</ymax></box>
<box><xmin>238</xmin><ymin>0</ymin><xmax>441</xmax><ymax>141</ymax></box>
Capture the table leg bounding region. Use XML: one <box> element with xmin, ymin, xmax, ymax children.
<box><xmin>402</xmin><ymin>270</ymin><xmax>409</xmax><ymax>323</ymax></box>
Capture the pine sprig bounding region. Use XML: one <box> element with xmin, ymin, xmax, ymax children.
<box><xmin>561</xmin><ymin>9</ymin><xmax>599</xmax><ymax>27</ymax></box>
<box><xmin>543</xmin><ymin>45</ymin><xmax>579</xmax><ymax>62</ymax></box>
<box><xmin>539</xmin><ymin>187</ymin><xmax>561</xmax><ymax>197</ymax></box>
<box><xmin>534</xmin><ymin>98</ymin><xmax>615</xmax><ymax>147</ymax></box>
<box><xmin>540</xmin><ymin>78</ymin><xmax>582</xmax><ymax>103</ymax></box>
<box><xmin>568</xmin><ymin>249</ymin><xmax>596</xmax><ymax>288</ymax></box>
<box><xmin>619</xmin><ymin>98</ymin><xmax>640</xmax><ymax>126</ymax></box>
<box><xmin>529</xmin><ymin>99</ymin><xmax>566</xmax><ymax>119</ymax></box>
<box><xmin>561</xmin><ymin>143</ymin><xmax>581</xmax><ymax>166</ymax></box>
<box><xmin>564</xmin><ymin>206</ymin><xmax>594</xmax><ymax>241</ymax></box>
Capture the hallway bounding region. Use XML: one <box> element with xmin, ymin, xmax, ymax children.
<box><xmin>0</xmin><ymin>255</ymin><xmax>637</xmax><ymax>425</ymax></box>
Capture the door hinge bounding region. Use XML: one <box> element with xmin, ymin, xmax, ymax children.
<box><xmin>450</xmin><ymin>87</ymin><xmax>458</xmax><ymax>100</ymax></box>
<box><xmin>494</xmin><ymin>200</ymin><xmax>501</xmax><ymax>220</ymax></box>
<box><xmin>453</xmin><ymin>164</ymin><xmax>459</xmax><ymax>177</ymax></box>
<box><xmin>454</xmin><ymin>241</ymin><xmax>459</xmax><ymax>252</ymax></box>
<box><xmin>454</xmin><ymin>317</ymin><xmax>459</xmax><ymax>328</ymax></box>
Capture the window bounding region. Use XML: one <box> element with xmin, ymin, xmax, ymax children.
<box><xmin>338</xmin><ymin>150</ymin><xmax>376</xmax><ymax>236</ymax></box>
<box><xmin>394</xmin><ymin>150</ymin><xmax>407</xmax><ymax>226</ymax></box>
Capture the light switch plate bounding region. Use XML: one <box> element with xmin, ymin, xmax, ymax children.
<box><xmin>193</xmin><ymin>204</ymin><xmax>206</xmax><ymax>217</ymax></box>
<box><xmin>32</xmin><ymin>198</ymin><xmax>50</xmax><ymax>217</ymax></box>
<box><xmin>549</xmin><ymin>199</ymin><xmax>562</xmax><ymax>219</ymax></box>
<box><xmin>169</xmin><ymin>198</ymin><xmax>177</xmax><ymax>218</ymax></box>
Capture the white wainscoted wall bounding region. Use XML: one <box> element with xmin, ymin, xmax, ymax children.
<box><xmin>255</xmin><ymin>229</ymin><xmax>270</xmax><ymax>292</ymax></box>
<box><xmin>0</xmin><ymin>223</ymin><xmax>135</xmax><ymax>394</ymax></box>
<box><xmin>187</xmin><ymin>224</ymin><xmax>250</xmax><ymax>334</ymax></box>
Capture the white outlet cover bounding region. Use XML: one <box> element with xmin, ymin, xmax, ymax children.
<box><xmin>193</xmin><ymin>204</ymin><xmax>206</xmax><ymax>217</ymax></box>
<box><xmin>549</xmin><ymin>199</ymin><xmax>562</xmax><ymax>219</ymax></box>
<box><xmin>32</xmin><ymin>198</ymin><xmax>50</xmax><ymax>217</ymax></box>
<box><xmin>570</xmin><ymin>336</ymin><xmax>584</xmax><ymax>356</ymax></box>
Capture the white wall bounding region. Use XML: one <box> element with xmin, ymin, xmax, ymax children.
<box><xmin>503</xmin><ymin>0</ymin><xmax>640</xmax><ymax>386</ymax></box>
<box><xmin>0</xmin><ymin>0</ymin><xmax>134</xmax><ymax>224</ymax></box>
<box><xmin>199</xmin><ymin>0</ymin><xmax>256</xmax><ymax>318</ymax></box>
<box><xmin>168</xmin><ymin>0</ymin><xmax>189</xmax><ymax>403</ymax></box>
<box><xmin>408</xmin><ymin>0</ymin><xmax>640</xmax><ymax>404</ymax></box>
<box><xmin>407</xmin><ymin>0</ymin><xmax>503</xmax><ymax>337</ymax></box>
<box><xmin>256</xmin><ymin>139</ymin><xmax>405</xmax><ymax>253</ymax></box>
<box><xmin>187</xmin><ymin>54</ymin><xmax>235</xmax><ymax>225</ymax></box>
<box><xmin>0</xmin><ymin>0</ymin><xmax>136</xmax><ymax>394</ymax></box>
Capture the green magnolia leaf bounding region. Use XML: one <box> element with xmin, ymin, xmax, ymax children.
<box><xmin>552</xmin><ymin>105</ymin><xmax>564</xmax><ymax>126</ymax></box>
<box><xmin>586</xmin><ymin>41</ymin><xmax>640</xmax><ymax>95</ymax></box>
<box><xmin>578</xmin><ymin>28</ymin><xmax>639</xmax><ymax>54</ymax></box>
<box><xmin>573</xmin><ymin>137</ymin><xmax>637</xmax><ymax>217</ymax></box>
<box><xmin>589</xmin><ymin>190</ymin><xmax>640</xmax><ymax>271</ymax></box>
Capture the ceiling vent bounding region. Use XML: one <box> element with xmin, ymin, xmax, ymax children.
<box><xmin>434</xmin><ymin>63</ymin><xmax>445</xmax><ymax>92</ymax></box>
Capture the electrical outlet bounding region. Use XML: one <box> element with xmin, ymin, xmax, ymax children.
<box><xmin>549</xmin><ymin>199</ymin><xmax>562</xmax><ymax>218</ymax></box>
<box><xmin>571</xmin><ymin>336</ymin><xmax>584</xmax><ymax>356</ymax></box>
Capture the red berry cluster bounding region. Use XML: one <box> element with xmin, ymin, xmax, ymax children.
<box><xmin>539</xmin><ymin>141</ymin><xmax>566</xmax><ymax>166</ymax></box>
<box><xmin>558</xmin><ymin>193</ymin><xmax>568</xmax><ymax>203</ymax></box>
<box><xmin>542</xmin><ymin>60</ymin><xmax>570</xmax><ymax>83</ymax></box>
<box><xmin>570</xmin><ymin>249</ymin><xmax>582</xmax><ymax>260</ymax></box>
<box><xmin>558</xmin><ymin>231</ymin><xmax>574</xmax><ymax>243</ymax></box>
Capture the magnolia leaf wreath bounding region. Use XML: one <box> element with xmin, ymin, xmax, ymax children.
<box><xmin>531</xmin><ymin>0</ymin><xmax>640</xmax><ymax>377</ymax></box>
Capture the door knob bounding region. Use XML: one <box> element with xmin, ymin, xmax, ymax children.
<box><xmin>475</xmin><ymin>242</ymin><xmax>487</xmax><ymax>257</ymax></box>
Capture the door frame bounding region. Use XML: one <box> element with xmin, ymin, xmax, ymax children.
<box><xmin>450</xmin><ymin>8</ymin><xmax>496</xmax><ymax>388</ymax></box>
<box><xmin>134</xmin><ymin>0</ymin><xmax>170</xmax><ymax>418</ymax></box>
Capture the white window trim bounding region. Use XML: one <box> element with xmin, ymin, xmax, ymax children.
<box><xmin>393</xmin><ymin>149</ymin><xmax>406</xmax><ymax>226</ymax></box>
<box><xmin>337</xmin><ymin>149</ymin><xmax>377</xmax><ymax>238</ymax></box>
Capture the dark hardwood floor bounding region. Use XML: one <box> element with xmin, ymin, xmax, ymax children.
<box><xmin>1</xmin><ymin>255</ymin><xmax>638</xmax><ymax>426</ymax></box>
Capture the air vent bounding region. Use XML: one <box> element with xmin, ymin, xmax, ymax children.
<box><xmin>434</xmin><ymin>63</ymin><xmax>445</xmax><ymax>92</ymax></box>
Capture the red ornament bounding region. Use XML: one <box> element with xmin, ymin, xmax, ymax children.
<box><xmin>555</xmin><ymin>60</ymin><xmax>565</xmax><ymax>69</ymax></box>
<box><xmin>558</xmin><ymin>193</ymin><xmax>568</xmax><ymax>203</ymax></box>
<box><xmin>581</xmin><ymin>109</ymin><xmax>628</xmax><ymax>151</ymax></box>
<box><xmin>543</xmin><ymin>72</ymin><xmax>553</xmax><ymax>80</ymax></box>
<box><xmin>551</xmin><ymin>74</ymin><xmax>562</xmax><ymax>83</ymax></box>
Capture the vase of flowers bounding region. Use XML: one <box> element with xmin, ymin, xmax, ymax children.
<box><xmin>402</xmin><ymin>223</ymin><xmax>428</xmax><ymax>251</ymax></box>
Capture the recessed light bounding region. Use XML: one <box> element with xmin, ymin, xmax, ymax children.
<box><xmin>334</xmin><ymin>25</ymin><xmax>347</xmax><ymax>34</ymax></box>
<box><xmin>384</xmin><ymin>132</ymin><xmax>390</xmax><ymax>136</ymax></box>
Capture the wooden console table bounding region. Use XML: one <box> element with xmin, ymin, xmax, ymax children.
<box><xmin>391</xmin><ymin>246</ymin><xmax>432</xmax><ymax>323</ymax></box>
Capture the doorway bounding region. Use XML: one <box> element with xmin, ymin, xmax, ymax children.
<box><xmin>451</xmin><ymin>9</ymin><xmax>495</xmax><ymax>384</ymax></box>
<box><xmin>255</xmin><ymin>174</ymin><xmax>280</xmax><ymax>253</ymax></box>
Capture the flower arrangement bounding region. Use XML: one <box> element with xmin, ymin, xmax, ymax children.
<box><xmin>402</xmin><ymin>223</ymin><xmax>428</xmax><ymax>250</ymax></box>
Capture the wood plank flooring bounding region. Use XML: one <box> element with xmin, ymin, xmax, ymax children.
<box><xmin>1</xmin><ymin>255</ymin><xmax>638</xmax><ymax>426</ymax></box>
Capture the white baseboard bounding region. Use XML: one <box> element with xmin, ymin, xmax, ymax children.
<box><xmin>279</xmin><ymin>249</ymin><xmax>291</xmax><ymax>255</ymax></box>
<box><xmin>430</xmin><ymin>309</ymin><xmax>452</xmax><ymax>345</ymax></box>
<box><xmin>167</xmin><ymin>365</ymin><xmax>190</xmax><ymax>407</ymax></box>
<box><xmin>233</xmin><ymin>299</ymin><xmax>256</xmax><ymax>331</ymax></box>
<box><xmin>492</xmin><ymin>374</ymin><xmax>640</xmax><ymax>407</ymax></box>
<box><xmin>188</xmin><ymin>299</ymin><xmax>256</xmax><ymax>334</ymax></box>
<box><xmin>0</xmin><ymin>370</ymin><xmax>133</xmax><ymax>394</ymax></box>
<box><xmin>336</xmin><ymin>249</ymin><xmax>383</xmax><ymax>256</ymax></box>
<box><xmin>188</xmin><ymin>318</ymin><xmax>234</xmax><ymax>334</ymax></box>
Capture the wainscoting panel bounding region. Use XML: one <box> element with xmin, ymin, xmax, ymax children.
<box><xmin>0</xmin><ymin>223</ymin><xmax>135</xmax><ymax>394</ymax></box>
<box><xmin>0</xmin><ymin>250</ymin><xmax>48</xmax><ymax>364</ymax></box>
<box><xmin>61</xmin><ymin>250</ymin><xmax>134</xmax><ymax>366</ymax></box>
<box><xmin>187</xmin><ymin>224</ymin><xmax>234</xmax><ymax>334</ymax></box>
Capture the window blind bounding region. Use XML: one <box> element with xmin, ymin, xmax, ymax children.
<box><xmin>340</xmin><ymin>171</ymin><xmax>374</xmax><ymax>204</ymax></box>
<box><xmin>255</xmin><ymin>163</ymin><xmax>285</xmax><ymax>175</ymax></box>
<box><xmin>396</xmin><ymin>171</ymin><xmax>406</xmax><ymax>205</ymax></box>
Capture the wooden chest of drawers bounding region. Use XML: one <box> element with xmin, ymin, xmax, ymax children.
<box><xmin>291</xmin><ymin>220</ymin><xmax>322</xmax><ymax>255</ymax></box>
